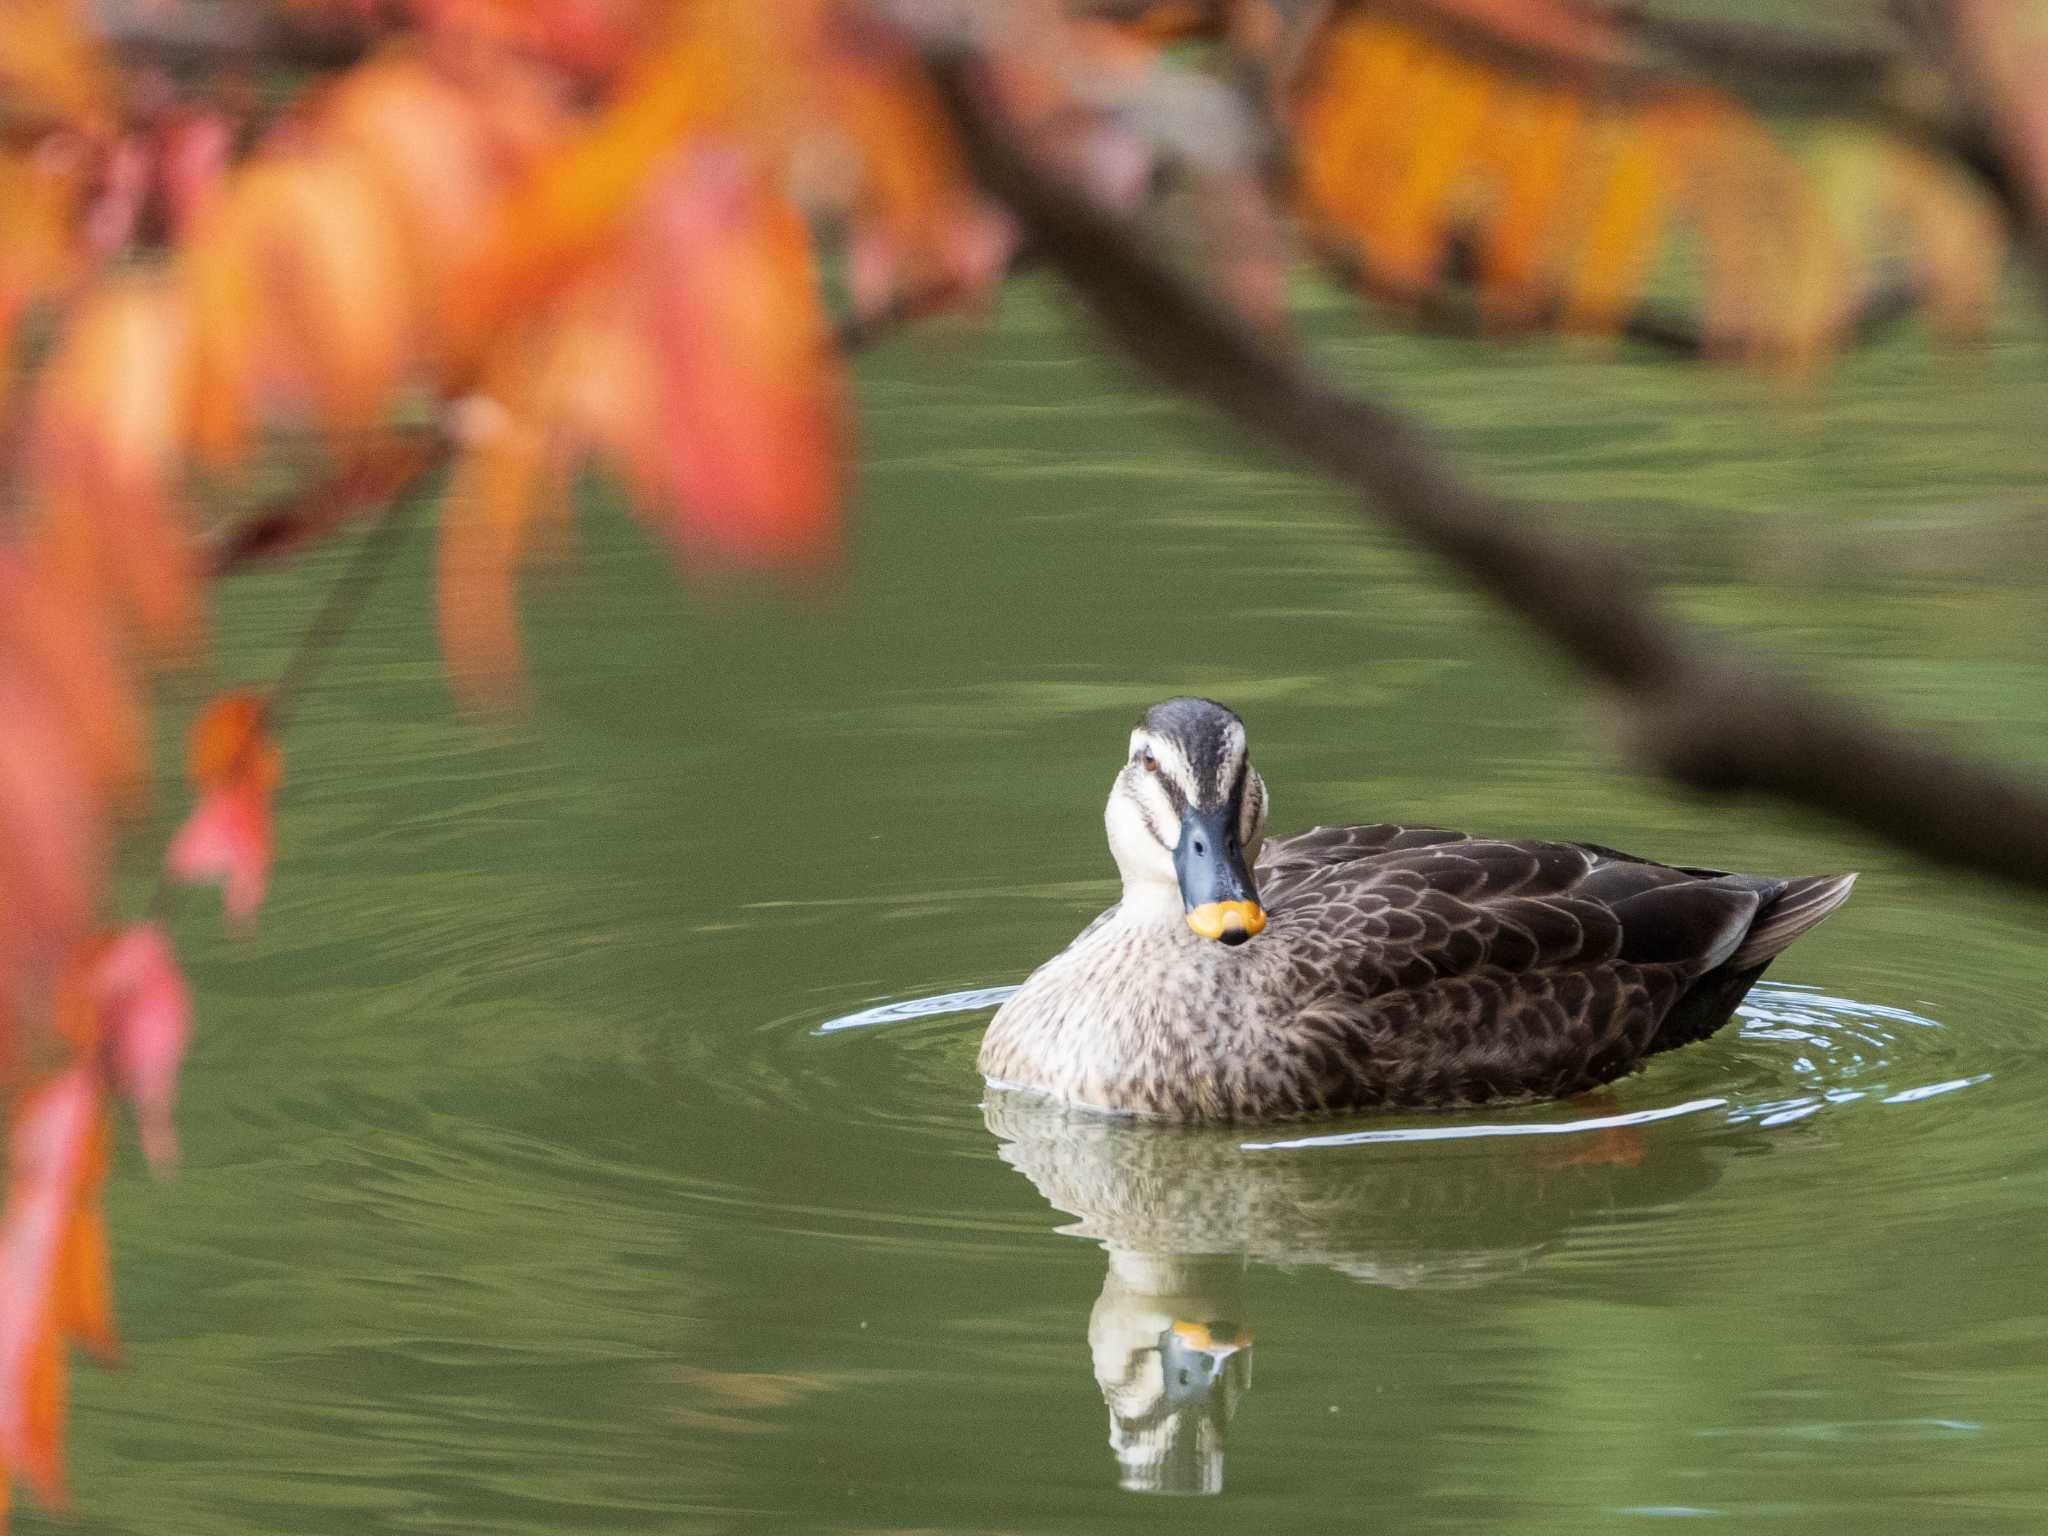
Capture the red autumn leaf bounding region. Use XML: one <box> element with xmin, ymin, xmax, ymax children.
<box><xmin>0</xmin><ymin>1066</ymin><xmax>113</xmax><ymax>1512</ymax></box>
<box><xmin>165</xmin><ymin>692</ymin><xmax>282</xmax><ymax>927</ymax></box>
<box><xmin>815</xmin><ymin>28</ymin><xmax>1013</xmax><ymax>321</ymax></box>
<box><xmin>93</xmin><ymin>925</ymin><xmax>192</xmax><ymax>1172</ymax></box>
<box><xmin>82</xmin><ymin>136</ymin><xmax>148</xmax><ymax>259</ymax></box>
<box><xmin>0</xmin><ymin>553</ymin><xmax>143</xmax><ymax>804</ymax></box>
<box><xmin>626</xmin><ymin>151</ymin><xmax>845</xmax><ymax>567</ymax></box>
<box><xmin>1954</xmin><ymin>0</ymin><xmax>2048</xmax><ymax>231</ymax></box>
<box><xmin>156</xmin><ymin>107</ymin><xmax>234</xmax><ymax>238</ymax></box>
<box><xmin>0</xmin><ymin>663</ymin><xmax>107</xmax><ymax>1012</ymax></box>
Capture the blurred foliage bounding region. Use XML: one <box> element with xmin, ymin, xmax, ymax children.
<box><xmin>0</xmin><ymin>0</ymin><xmax>2045</xmax><ymax>1521</ymax></box>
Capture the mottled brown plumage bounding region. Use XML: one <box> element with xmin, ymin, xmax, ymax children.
<box><xmin>979</xmin><ymin>700</ymin><xmax>1856</xmax><ymax>1121</ymax></box>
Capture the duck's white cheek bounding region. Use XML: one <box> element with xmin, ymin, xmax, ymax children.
<box><xmin>1106</xmin><ymin>782</ymin><xmax>1178</xmax><ymax>883</ymax></box>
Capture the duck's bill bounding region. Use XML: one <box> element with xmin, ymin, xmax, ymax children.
<box><xmin>1170</xmin><ymin>1319</ymin><xmax>1253</xmax><ymax>1352</ymax></box>
<box><xmin>1186</xmin><ymin>900</ymin><xmax>1267</xmax><ymax>943</ymax></box>
<box><xmin>1175</xmin><ymin>806</ymin><xmax>1266</xmax><ymax>945</ymax></box>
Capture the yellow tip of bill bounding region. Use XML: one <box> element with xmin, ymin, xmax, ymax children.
<box><xmin>1186</xmin><ymin>901</ymin><xmax>1267</xmax><ymax>941</ymax></box>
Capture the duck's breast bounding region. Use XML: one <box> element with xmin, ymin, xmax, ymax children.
<box><xmin>981</xmin><ymin>914</ymin><xmax>1296</xmax><ymax>1117</ymax></box>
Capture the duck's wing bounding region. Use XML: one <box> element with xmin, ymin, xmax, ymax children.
<box><xmin>1256</xmin><ymin>823</ymin><xmax>1471</xmax><ymax>905</ymax></box>
<box><xmin>1272</xmin><ymin>836</ymin><xmax>1763</xmax><ymax>990</ymax></box>
<box><xmin>1261</xmin><ymin>834</ymin><xmax>1779</xmax><ymax>1106</ymax></box>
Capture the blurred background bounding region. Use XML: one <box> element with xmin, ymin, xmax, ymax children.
<box><xmin>5</xmin><ymin>0</ymin><xmax>2048</xmax><ymax>1530</ymax></box>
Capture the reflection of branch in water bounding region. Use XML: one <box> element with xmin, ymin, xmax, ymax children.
<box><xmin>983</xmin><ymin>1090</ymin><xmax>1729</xmax><ymax>1494</ymax></box>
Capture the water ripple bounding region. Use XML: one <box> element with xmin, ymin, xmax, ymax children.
<box><xmin>808</xmin><ymin>980</ymin><xmax>1983</xmax><ymax>1146</ymax></box>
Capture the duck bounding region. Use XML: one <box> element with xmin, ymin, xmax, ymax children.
<box><xmin>979</xmin><ymin>697</ymin><xmax>1856</xmax><ymax>1121</ymax></box>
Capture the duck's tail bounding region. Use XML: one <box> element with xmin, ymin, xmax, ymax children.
<box><xmin>1651</xmin><ymin>871</ymin><xmax>1857</xmax><ymax>1055</ymax></box>
<box><xmin>1726</xmin><ymin>872</ymin><xmax>1859</xmax><ymax>972</ymax></box>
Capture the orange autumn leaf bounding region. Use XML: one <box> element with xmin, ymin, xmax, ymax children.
<box><xmin>0</xmin><ymin>1066</ymin><xmax>112</xmax><ymax>1512</ymax></box>
<box><xmin>0</xmin><ymin>544</ymin><xmax>135</xmax><ymax>1044</ymax></box>
<box><xmin>440</xmin><ymin>150</ymin><xmax>849</xmax><ymax>703</ymax></box>
<box><xmin>1290</xmin><ymin>19</ymin><xmax>1424</xmax><ymax>257</ymax></box>
<box><xmin>1373</xmin><ymin>42</ymin><xmax>1496</xmax><ymax>295</ymax></box>
<box><xmin>1284</xmin><ymin>3</ymin><xmax>1862</xmax><ymax>364</ymax></box>
<box><xmin>447</xmin><ymin>9</ymin><xmax>741</xmax><ymax>371</ymax></box>
<box><xmin>28</xmin><ymin>276</ymin><xmax>200</xmax><ymax>652</ymax></box>
<box><xmin>0</xmin><ymin>148</ymin><xmax>90</xmax><ymax>431</ymax></box>
<box><xmin>440</xmin><ymin>273</ymin><xmax>660</xmax><ymax>704</ymax></box>
<box><xmin>438</xmin><ymin>356</ymin><xmax>583</xmax><ymax>705</ymax></box>
<box><xmin>1558</xmin><ymin>110</ymin><xmax>1673</xmax><ymax>331</ymax></box>
<box><xmin>1884</xmin><ymin>146</ymin><xmax>2007</xmax><ymax>340</ymax></box>
<box><xmin>323</xmin><ymin>54</ymin><xmax>567</xmax><ymax>370</ymax></box>
<box><xmin>182</xmin><ymin>152</ymin><xmax>416</xmax><ymax>455</ymax></box>
<box><xmin>0</xmin><ymin>0</ymin><xmax>112</xmax><ymax>133</ymax></box>
<box><xmin>185</xmin><ymin>690</ymin><xmax>270</xmax><ymax>790</ymax></box>
<box><xmin>1670</xmin><ymin>101</ymin><xmax>1848</xmax><ymax>367</ymax></box>
<box><xmin>1474</xmin><ymin>84</ymin><xmax>1584</xmax><ymax>319</ymax></box>
<box><xmin>167</xmin><ymin>692</ymin><xmax>282</xmax><ymax>926</ymax></box>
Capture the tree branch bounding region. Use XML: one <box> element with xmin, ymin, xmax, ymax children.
<box><xmin>89</xmin><ymin>0</ymin><xmax>369</xmax><ymax>74</ymax></box>
<box><xmin>923</xmin><ymin>43</ymin><xmax>2048</xmax><ymax>893</ymax></box>
<box><xmin>205</xmin><ymin>432</ymin><xmax>448</xmax><ymax>576</ymax></box>
<box><xmin>1592</xmin><ymin>3</ymin><xmax>1898</xmax><ymax>108</ymax></box>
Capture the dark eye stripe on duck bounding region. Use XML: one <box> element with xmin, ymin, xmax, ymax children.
<box><xmin>1127</xmin><ymin>764</ymin><xmax>1179</xmax><ymax>849</ymax></box>
<box><xmin>1238</xmin><ymin>773</ymin><xmax>1264</xmax><ymax>843</ymax></box>
<box><xmin>1157</xmin><ymin>774</ymin><xmax>1190</xmax><ymax>817</ymax></box>
<box><xmin>1225</xmin><ymin>756</ymin><xmax>1248</xmax><ymax>822</ymax></box>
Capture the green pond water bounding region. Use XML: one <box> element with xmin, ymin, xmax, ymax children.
<box><xmin>47</xmin><ymin>275</ymin><xmax>2048</xmax><ymax>1533</ymax></box>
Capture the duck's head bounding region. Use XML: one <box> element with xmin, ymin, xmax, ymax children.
<box><xmin>1106</xmin><ymin>698</ymin><xmax>1269</xmax><ymax>945</ymax></box>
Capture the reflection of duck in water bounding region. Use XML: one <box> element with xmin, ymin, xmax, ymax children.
<box><xmin>981</xmin><ymin>698</ymin><xmax>1855</xmax><ymax>1119</ymax></box>
<box><xmin>985</xmin><ymin>1091</ymin><xmax>1728</xmax><ymax>1493</ymax></box>
<box><xmin>1090</xmin><ymin>1250</ymin><xmax>1250</xmax><ymax>1496</ymax></box>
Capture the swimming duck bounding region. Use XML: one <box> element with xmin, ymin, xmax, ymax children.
<box><xmin>979</xmin><ymin>697</ymin><xmax>1856</xmax><ymax>1120</ymax></box>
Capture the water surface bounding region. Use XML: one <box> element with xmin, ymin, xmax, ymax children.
<box><xmin>57</xmin><ymin>273</ymin><xmax>2048</xmax><ymax>1533</ymax></box>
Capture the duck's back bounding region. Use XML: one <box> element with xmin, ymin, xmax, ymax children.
<box><xmin>1247</xmin><ymin>823</ymin><xmax>1853</xmax><ymax>1110</ymax></box>
<box><xmin>983</xmin><ymin>822</ymin><xmax>1853</xmax><ymax>1120</ymax></box>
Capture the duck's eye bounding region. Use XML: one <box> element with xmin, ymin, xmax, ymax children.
<box><xmin>1141</xmin><ymin>749</ymin><xmax>1159</xmax><ymax>773</ymax></box>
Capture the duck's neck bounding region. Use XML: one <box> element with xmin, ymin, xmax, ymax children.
<box><xmin>1115</xmin><ymin>880</ymin><xmax>1185</xmax><ymax>929</ymax></box>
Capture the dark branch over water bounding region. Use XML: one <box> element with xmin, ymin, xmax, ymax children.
<box><xmin>922</xmin><ymin>44</ymin><xmax>2048</xmax><ymax>895</ymax></box>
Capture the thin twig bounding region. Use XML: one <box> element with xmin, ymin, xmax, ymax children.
<box><xmin>264</xmin><ymin>452</ymin><xmax>439</xmax><ymax>730</ymax></box>
<box><xmin>147</xmin><ymin>448</ymin><xmax>439</xmax><ymax>916</ymax></box>
<box><xmin>923</xmin><ymin>42</ymin><xmax>2048</xmax><ymax>893</ymax></box>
